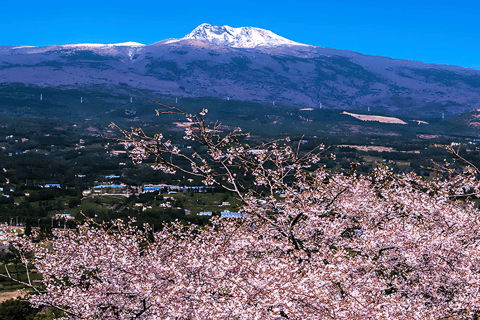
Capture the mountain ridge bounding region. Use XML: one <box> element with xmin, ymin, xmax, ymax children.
<box><xmin>3</xmin><ymin>23</ymin><xmax>307</xmax><ymax>50</ymax></box>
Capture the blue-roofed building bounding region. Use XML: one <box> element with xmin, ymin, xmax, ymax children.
<box><xmin>93</xmin><ymin>184</ymin><xmax>124</xmax><ymax>189</ymax></box>
<box><xmin>178</xmin><ymin>186</ymin><xmax>214</xmax><ymax>193</ymax></box>
<box><xmin>220</xmin><ymin>210</ymin><xmax>246</xmax><ymax>219</ymax></box>
<box><xmin>44</xmin><ymin>184</ymin><xmax>61</xmax><ymax>188</ymax></box>
<box><xmin>53</xmin><ymin>213</ymin><xmax>75</xmax><ymax>220</ymax></box>
<box><xmin>105</xmin><ymin>175</ymin><xmax>121</xmax><ymax>179</ymax></box>
<box><xmin>144</xmin><ymin>184</ymin><xmax>168</xmax><ymax>192</ymax></box>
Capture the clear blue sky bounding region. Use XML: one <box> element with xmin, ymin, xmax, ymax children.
<box><xmin>1</xmin><ymin>0</ymin><xmax>478</xmax><ymax>70</ymax></box>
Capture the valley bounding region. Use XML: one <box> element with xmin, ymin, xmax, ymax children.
<box><xmin>1</xmin><ymin>94</ymin><xmax>479</xmax><ymax>230</ymax></box>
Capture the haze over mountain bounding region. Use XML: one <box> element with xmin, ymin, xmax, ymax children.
<box><xmin>1</xmin><ymin>23</ymin><xmax>479</xmax><ymax>119</ymax></box>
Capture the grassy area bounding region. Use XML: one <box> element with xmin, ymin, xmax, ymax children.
<box><xmin>363</xmin><ymin>155</ymin><xmax>384</xmax><ymax>163</ymax></box>
<box><xmin>169</xmin><ymin>192</ymin><xmax>242</xmax><ymax>214</ymax></box>
<box><xmin>78</xmin><ymin>191</ymin><xmax>243</xmax><ymax>215</ymax></box>
<box><xmin>0</xmin><ymin>263</ymin><xmax>42</xmax><ymax>292</ymax></box>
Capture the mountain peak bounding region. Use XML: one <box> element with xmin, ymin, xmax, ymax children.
<box><xmin>178</xmin><ymin>23</ymin><xmax>309</xmax><ymax>48</ymax></box>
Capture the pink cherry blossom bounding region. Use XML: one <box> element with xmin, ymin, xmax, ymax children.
<box><xmin>2</xmin><ymin>104</ymin><xmax>480</xmax><ymax>319</ymax></box>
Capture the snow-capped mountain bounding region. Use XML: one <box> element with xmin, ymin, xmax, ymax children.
<box><xmin>167</xmin><ymin>23</ymin><xmax>309</xmax><ymax>48</ymax></box>
<box><xmin>1</xmin><ymin>23</ymin><xmax>480</xmax><ymax>118</ymax></box>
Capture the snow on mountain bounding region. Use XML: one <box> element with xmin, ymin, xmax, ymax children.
<box><xmin>61</xmin><ymin>42</ymin><xmax>145</xmax><ymax>48</ymax></box>
<box><xmin>171</xmin><ymin>23</ymin><xmax>309</xmax><ymax>48</ymax></box>
<box><xmin>11</xmin><ymin>46</ymin><xmax>37</xmax><ymax>49</ymax></box>
<box><xmin>108</xmin><ymin>42</ymin><xmax>145</xmax><ymax>47</ymax></box>
<box><xmin>62</xmin><ymin>43</ymin><xmax>106</xmax><ymax>48</ymax></box>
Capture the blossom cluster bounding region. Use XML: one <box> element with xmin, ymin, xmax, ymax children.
<box><xmin>3</xmin><ymin>105</ymin><xmax>480</xmax><ymax>319</ymax></box>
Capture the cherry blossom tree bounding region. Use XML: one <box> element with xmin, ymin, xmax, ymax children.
<box><xmin>3</xmin><ymin>103</ymin><xmax>480</xmax><ymax>319</ymax></box>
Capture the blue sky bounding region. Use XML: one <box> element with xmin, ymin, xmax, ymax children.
<box><xmin>1</xmin><ymin>0</ymin><xmax>478</xmax><ymax>70</ymax></box>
